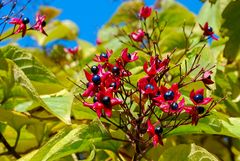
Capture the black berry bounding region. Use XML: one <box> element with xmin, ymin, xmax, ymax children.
<box><xmin>145</xmin><ymin>84</ymin><xmax>154</xmax><ymax>90</ymax></box>
<box><xmin>22</xmin><ymin>17</ymin><xmax>30</xmax><ymax>24</ymax></box>
<box><xmin>164</xmin><ymin>90</ymin><xmax>174</xmax><ymax>100</ymax></box>
<box><xmin>41</xmin><ymin>21</ymin><xmax>46</xmax><ymax>27</ymax></box>
<box><xmin>92</xmin><ymin>75</ymin><xmax>101</xmax><ymax>85</ymax></box>
<box><xmin>193</xmin><ymin>94</ymin><xmax>204</xmax><ymax>103</ymax></box>
<box><xmin>112</xmin><ymin>66</ymin><xmax>120</xmax><ymax>75</ymax></box>
<box><xmin>155</xmin><ymin>126</ymin><xmax>163</xmax><ymax>135</ymax></box>
<box><xmin>100</xmin><ymin>53</ymin><xmax>108</xmax><ymax>59</ymax></box>
<box><xmin>93</xmin><ymin>96</ymin><xmax>98</xmax><ymax>103</ymax></box>
<box><xmin>110</xmin><ymin>82</ymin><xmax>117</xmax><ymax>89</ymax></box>
<box><xmin>196</xmin><ymin>106</ymin><xmax>205</xmax><ymax>114</ymax></box>
<box><xmin>208</xmin><ymin>26</ymin><xmax>213</xmax><ymax>32</ymax></box>
<box><xmin>127</xmin><ymin>53</ymin><xmax>131</xmax><ymax>59</ymax></box>
<box><xmin>102</xmin><ymin>96</ymin><xmax>111</xmax><ymax>106</ymax></box>
<box><xmin>170</xmin><ymin>102</ymin><xmax>178</xmax><ymax>110</ymax></box>
<box><xmin>91</xmin><ymin>65</ymin><xmax>99</xmax><ymax>74</ymax></box>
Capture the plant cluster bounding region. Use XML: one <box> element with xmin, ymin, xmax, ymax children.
<box><xmin>78</xmin><ymin>5</ymin><xmax>222</xmax><ymax>159</ymax></box>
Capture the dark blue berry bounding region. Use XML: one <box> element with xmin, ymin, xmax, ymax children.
<box><xmin>193</xmin><ymin>94</ymin><xmax>204</xmax><ymax>103</ymax></box>
<box><xmin>100</xmin><ymin>53</ymin><xmax>108</xmax><ymax>59</ymax></box>
<box><xmin>112</xmin><ymin>66</ymin><xmax>120</xmax><ymax>75</ymax></box>
<box><xmin>93</xmin><ymin>96</ymin><xmax>98</xmax><ymax>103</ymax></box>
<box><xmin>164</xmin><ymin>90</ymin><xmax>174</xmax><ymax>100</ymax></box>
<box><xmin>22</xmin><ymin>17</ymin><xmax>30</xmax><ymax>24</ymax></box>
<box><xmin>92</xmin><ymin>75</ymin><xmax>101</xmax><ymax>85</ymax></box>
<box><xmin>170</xmin><ymin>102</ymin><xmax>178</xmax><ymax>110</ymax></box>
<box><xmin>102</xmin><ymin>96</ymin><xmax>111</xmax><ymax>106</ymax></box>
<box><xmin>145</xmin><ymin>84</ymin><xmax>154</xmax><ymax>90</ymax></box>
<box><xmin>110</xmin><ymin>82</ymin><xmax>117</xmax><ymax>89</ymax></box>
<box><xmin>86</xmin><ymin>82</ymin><xmax>90</xmax><ymax>88</ymax></box>
<box><xmin>196</xmin><ymin>106</ymin><xmax>205</xmax><ymax>114</ymax></box>
<box><xmin>41</xmin><ymin>21</ymin><xmax>46</xmax><ymax>27</ymax></box>
<box><xmin>208</xmin><ymin>26</ymin><xmax>213</xmax><ymax>32</ymax></box>
<box><xmin>91</xmin><ymin>65</ymin><xmax>99</xmax><ymax>74</ymax></box>
<box><xmin>154</xmin><ymin>126</ymin><xmax>163</xmax><ymax>135</ymax></box>
<box><xmin>127</xmin><ymin>53</ymin><xmax>131</xmax><ymax>59</ymax></box>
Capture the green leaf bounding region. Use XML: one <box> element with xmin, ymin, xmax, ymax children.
<box><xmin>41</xmin><ymin>90</ymin><xmax>73</xmax><ymax>125</ymax></box>
<box><xmin>221</xmin><ymin>0</ymin><xmax>240</xmax><ymax>62</ymax></box>
<box><xmin>158</xmin><ymin>3</ymin><xmax>196</xmax><ymax>27</ymax></box>
<box><xmin>26</xmin><ymin>120</ymin><xmax>110</xmax><ymax>161</ymax></box>
<box><xmin>0</xmin><ymin>46</ymin><xmax>58</xmax><ymax>84</ymax></box>
<box><xmin>0</xmin><ymin>108</ymin><xmax>45</xmax><ymax>134</ymax></box>
<box><xmin>39</xmin><ymin>6</ymin><xmax>61</xmax><ymax>21</ymax></box>
<box><xmin>105</xmin><ymin>1</ymin><xmax>143</xmax><ymax>27</ymax></box>
<box><xmin>159</xmin><ymin>144</ymin><xmax>218</xmax><ymax>161</ymax></box>
<box><xmin>166</xmin><ymin>111</ymin><xmax>240</xmax><ymax>139</ymax></box>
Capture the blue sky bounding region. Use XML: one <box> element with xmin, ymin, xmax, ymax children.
<box><xmin>50</xmin><ymin>0</ymin><xmax>202</xmax><ymax>45</ymax></box>
<box><xmin>0</xmin><ymin>0</ymin><xmax>203</xmax><ymax>46</ymax></box>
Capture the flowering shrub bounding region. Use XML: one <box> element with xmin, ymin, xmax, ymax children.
<box><xmin>78</xmin><ymin>6</ymin><xmax>223</xmax><ymax>159</ymax></box>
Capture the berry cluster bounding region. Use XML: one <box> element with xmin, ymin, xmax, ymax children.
<box><xmin>79</xmin><ymin>5</ymin><xmax>219</xmax><ymax>156</ymax></box>
<box><xmin>8</xmin><ymin>13</ymin><xmax>47</xmax><ymax>38</ymax></box>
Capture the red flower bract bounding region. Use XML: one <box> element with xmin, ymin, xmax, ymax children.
<box><xmin>139</xmin><ymin>6</ymin><xmax>152</xmax><ymax>19</ymax></box>
<box><xmin>138</xmin><ymin>76</ymin><xmax>158</xmax><ymax>96</ymax></box>
<box><xmin>199</xmin><ymin>22</ymin><xmax>218</xmax><ymax>40</ymax></box>
<box><xmin>130</xmin><ymin>29</ymin><xmax>145</xmax><ymax>42</ymax></box>
<box><xmin>143</xmin><ymin>56</ymin><xmax>169</xmax><ymax>77</ymax></box>
<box><xmin>190</xmin><ymin>89</ymin><xmax>212</xmax><ymax>105</ymax></box>
<box><xmin>83</xmin><ymin>88</ymin><xmax>122</xmax><ymax>118</ymax></box>
<box><xmin>33</xmin><ymin>13</ymin><xmax>47</xmax><ymax>36</ymax></box>
<box><xmin>153</xmin><ymin>83</ymin><xmax>181</xmax><ymax>104</ymax></box>
<box><xmin>64</xmin><ymin>46</ymin><xmax>79</xmax><ymax>55</ymax></box>
<box><xmin>94</xmin><ymin>49</ymin><xmax>113</xmax><ymax>62</ymax></box>
<box><xmin>9</xmin><ymin>18</ymin><xmax>27</xmax><ymax>37</ymax></box>
<box><xmin>201</xmin><ymin>70</ymin><xmax>214</xmax><ymax>85</ymax></box>
<box><xmin>121</xmin><ymin>48</ymin><xmax>138</xmax><ymax>64</ymax></box>
<box><xmin>147</xmin><ymin>120</ymin><xmax>163</xmax><ymax>146</ymax></box>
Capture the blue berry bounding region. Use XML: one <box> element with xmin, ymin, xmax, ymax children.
<box><xmin>91</xmin><ymin>65</ymin><xmax>99</xmax><ymax>74</ymax></box>
<box><xmin>112</xmin><ymin>66</ymin><xmax>120</xmax><ymax>75</ymax></box>
<box><xmin>22</xmin><ymin>17</ymin><xmax>30</xmax><ymax>24</ymax></box>
<box><xmin>155</xmin><ymin>126</ymin><xmax>163</xmax><ymax>135</ymax></box>
<box><xmin>41</xmin><ymin>21</ymin><xmax>46</xmax><ymax>27</ymax></box>
<box><xmin>102</xmin><ymin>96</ymin><xmax>111</xmax><ymax>106</ymax></box>
<box><xmin>164</xmin><ymin>90</ymin><xmax>174</xmax><ymax>100</ymax></box>
<box><xmin>208</xmin><ymin>26</ymin><xmax>213</xmax><ymax>32</ymax></box>
<box><xmin>196</xmin><ymin>106</ymin><xmax>205</xmax><ymax>114</ymax></box>
<box><xmin>110</xmin><ymin>82</ymin><xmax>117</xmax><ymax>89</ymax></box>
<box><xmin>100</xmin><ymin>53</ymin><xmax>108</xmax><ymax>59</ymax></box>
<box><xmin>145</xmin><ymin>84</ymin><xmax>154</xmax><ymax>90</ymax></box>
<box><xmin>93</xmin><ymin>96</ymin><xmax>98</xmax><ymax>103</ymax></box>
<box><xmin>127</xmin><ymin>53</ymin><xmax>131</xmax><ymax>59</ymax></box>
<box><xmin>193</xmin><ymin>94</ymin><xmax>204</xmax><ymax>103</ymax></box>
<box><xmin>170</xmin><ymin>102</ymin><xmax>178</xmax><ymax>110</ymax></box>
<box><xmin>92</xmin><ymin>75</ymin><xmax>101</xmax><ymax>85</ymax></box>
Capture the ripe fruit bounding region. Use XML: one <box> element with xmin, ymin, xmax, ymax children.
<box><xmin>193</xmin><ymin>94</ymin><xmax>204</xmax><ymax>103</ymax></box>
<box><xmin>92</xmin><ymin>75</ymin><xmax>101</xmax><ymax>85</ymax></box>
<box><xmin>170</xmin><ymin>102</ymin><xmax>178</xmax><ymax>110</ymax></box>
<box><xmin>164</xmin><ymin>90</ymin><xmax>174</xmax><ymax>100</ymax></box>
<box><xmin>154</xmin><ymin>126</ymin><xmax>163</xmax><ymax>135</ymax></box>
<box><xmin>102</xmin><ymin>96</ymin><xmax>111</xmax><ymax>106</ymax></box>
<box><xmin>196</xmin><ymin>106</ymin><xmax>205</xmax><ymax>114</ymax></box>
<box><xmin>100</xmin><ymin>53</ymin><xmax>108</xmax><ymax>59</ymax></box>
<box><xmin>22</xmin><ymin>17</ymin><xmax>30</xmax><ymax>24</ymax></box>
<box><xmin>145</xmin><ymin>84</ymin><xmax>154</xmax><ymax>90</ymax></box>
<box><xmin>93</xmin><ymin>96</ymin><xmax>98</xmax><ymax>103</ymax></box>
<box><xmin>112</xmin><ymin>66</ymin><xmax>120</xmax><ymax>75</ymax></box>
<box><xmin>110</xmin><ymin>82</ymin><xmax>117</xmax><ymax>89</ymax></box>
<box><xmin>91</xmin><ymin>65</ymin><xmax>99</xmax><ymax>74</ymax></box>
